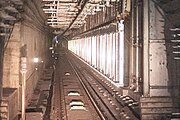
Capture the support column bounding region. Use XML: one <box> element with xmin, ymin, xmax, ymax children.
<box><xmin>116</xmin><ymin>20</ymin><xmax>125</xmax><ymax>86</ymax></box>
<box><xmin>20</xmin><ymin>45</ymin><xmax>27</xmax><ymax>120</ymax></box>
<box><xmin>140</xmin><ymin>0</ymin><xmax>173</xmax><ymax>119</ymax></box>
<box><xmin>148</xmin><ymin>0</ymin><xmax>170</xmax><ymax>98</ymax></box>
<box><xmin>134</xmin><ymin>0</ymin><xmax>143</xmax><ymax>93</ymax></box>
<box><xmin>0</xmin><ymin>40</ymin><xmax>4</xmax><ymax>113</ymax></box>
<box><xmin>129</xmin><ymin>0</ymin><xmax>136</xmax><ymax>91</ymax></box>
<box><xmin>142</xmin><ymin>0</ymin><xmax>150</xmax><ymax>97</ymax></box>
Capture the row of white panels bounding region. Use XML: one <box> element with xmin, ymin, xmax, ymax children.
<box><xmin>68</xmin><ymin>31</ymin><xmax>130</xmax><ymax>87</ymax></box>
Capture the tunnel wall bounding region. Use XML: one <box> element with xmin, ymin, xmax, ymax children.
<box><xmin>3</xmin><ymin>21</ymin><xmax>49</xmax><ymax>106</ymax></box>
<box><xmin>3</xmin><ymin>23</ymin><xmax>21</xmax><ymax>88</ymax></box>
<box><xmin>20</xmin><ymin>21</ymin><xmax>49</xmax><ymax>101</ymax></box>
<box><xmin>2</xmin><ymin>1</ymin><xmax>51</xmax><ymax>112</ymax></box>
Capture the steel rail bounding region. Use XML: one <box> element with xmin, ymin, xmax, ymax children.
<box><xmin>84</xmin><ymin>66</ymin><xmax>140</xmax><ymax>119</ymax></box>
<box><xmin>68</xmin><ymin>59</ymin><xmax>107</xmax><ymax>120</ymax></box>
<box><xmin>68</xmin><ymin>52</ymin><xmax>140</xmax><ymax>120</ymax></box>
<box><xmin>79</xmin><ymin>69</ymin><xmax>119</xmax><ymax>120</ymax></box>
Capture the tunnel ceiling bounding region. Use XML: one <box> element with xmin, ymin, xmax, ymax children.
<box><xmin>1</xmin><ymin>0</ymin><xmax>180</xmax><ymax>39</ymax></box>
<box><xmin>41</xmin><ymin>0</ymin><xmax>180</xmax><ymax>37</ymax></box>
<box><xmin>41</xmin><ymin>0</ymin><xmax>116</xmax><ymax>37</ymax></box>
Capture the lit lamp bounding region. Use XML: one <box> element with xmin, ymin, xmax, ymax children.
<box><xmin>33</xmin><ymin>57</ymin><xmax>39</xmax><ymax>63</ymax></box>
<box><xmin>49</xmin><ymin>47</ymin><xmax>53</xmax><ymax>50</ymax></box>
<box><xmin>33</xmin><ymin>57</ymin><xmax>39</xmax><ymax>70</ymax></box>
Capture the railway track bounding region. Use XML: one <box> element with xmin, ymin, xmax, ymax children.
<box><xmin>67</xmin><ymin>52</ymin><xmax>141</xmax><ymax>120</ymax></box>
<box><xmin>50</xmin><ymin>50</ymin><xmax>140</xmax><ymax>120</ymax></box>
<box><xmin>51</xmin><ymin>53</ymin><xmax>101</xmax><ymax>120</ymax></box>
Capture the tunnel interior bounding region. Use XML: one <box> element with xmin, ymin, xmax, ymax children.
<box><xmin>0</xmin><ymin>0</ymin><xmax>180</xmax><ymax>119</ymax></box>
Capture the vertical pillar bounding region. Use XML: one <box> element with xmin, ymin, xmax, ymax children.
<box><xmin>0</xmin><ymin>40</ymin><xmax>4</xmax><ymax>114</ymax></box>
<box><xmin>20</xmin><ymin>45</ymin><xmax>27</xmax><ymax>120</ymax></box>
<box><xmin>148</xmin><ymin>0</ymin><xmax>170</xmax><ymax>97</ymax></box>
<box><xmin>129</xmin><ymin>0</ymin><xmax>136</xmax><ymax>90</ymax></box>
<box><xmin>143</xmin><ymin>0</ymin><xmax>150</xmax><ymax>96</ymax></box>
<box><xmin>134</xmin><ymin>0</ymin><xmax>143</xmax><ymax>92</ymax></box>
<box><xmin>21</xmin><ymin>66</ymin><xmax>27</xmax><ymax>120</ymax></box>
<box><xmin>115</xmin><ymin>32</ymin><xmax>119</xmax><ymax>83</ymax></box>
<box><xmin>140</xmin><ymin>0</ymin><xmax>173</xmax><ymax>119</ymax></box>
<box><xmin>117</xmin><ymin>20</ymin><xmax>125</xmax><ymax>86</ymax></box>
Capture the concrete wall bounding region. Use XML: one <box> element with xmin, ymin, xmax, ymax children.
<box><xmin>4</xmin><ymin>88</ymin><xmax>18</xmax><ymax>120</ymax></box>
<box><xmin>20</xmin><ymin>20</ymin><xmax>49</xmax><ymax>102</ymax></box>
<box><xmin>2</xmin><ymin>1</ymin><xmax>51</xmax><ymax>113</ymax></box>
<box><xmin>3</xmin><ymin>20</ymin><xmax>50</xmax><ymax>107</ymax></box>
<box><xmin>3</xmin><ymin>23</ymin><xmax>21</xmax><ymax>88</ymax></box>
